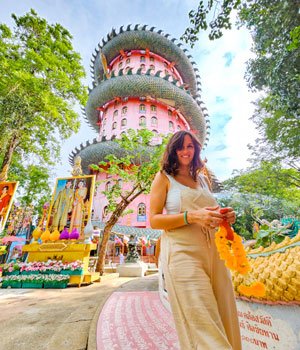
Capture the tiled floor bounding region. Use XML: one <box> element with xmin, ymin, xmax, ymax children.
<box><xmin>97</xmin><ymin>291</ymin><xmax>179</xmax><ymax>350</ymax></box>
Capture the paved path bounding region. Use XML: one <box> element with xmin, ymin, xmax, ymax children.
<box><xmin>0</xmin><ymin>274</ymin><xmax>177</xmax><ymax>350</ymax></box>
<box><xmin>96</xmin><ymin>291</ymin><xmax>179</xmax><ymax>350</ymax></box>
<box><xmin>0</xmin><ymin>275</ymin><xmax>131</xmax><ymax>350</ymax></box>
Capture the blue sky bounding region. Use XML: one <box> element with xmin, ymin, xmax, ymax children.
<box><xmin>0</xmin><ymin>0</ymin><xmax>257</xmax><ymax>182</ymax></box>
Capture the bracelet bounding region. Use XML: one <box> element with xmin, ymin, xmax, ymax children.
<box><xmin>183</xmin><ymin>211</ymin><xmax>189</xmax><ymax>225</ymax></box>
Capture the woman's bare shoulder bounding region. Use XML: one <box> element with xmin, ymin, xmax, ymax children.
<box><xmin>152</xmin><ymin>171</ymin><xmax>170</xmax><ymax>188</ymax></box>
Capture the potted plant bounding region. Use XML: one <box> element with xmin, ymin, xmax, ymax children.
<box><xmin>2</xmin><ymin>275</ymin><xmax>22</xmax><ymax>288</ymax></box>
<box><xmin>20</xmin><ymin>262</ymin><xmax>40</xmax><ymax>275</ymax></box>
<box><xmin>43</xmin><ymin>274</ymin><xmax>70</xmax><ymax>289</ymax></box>
<box><xmin>2</xmin><ymin>262</ymin><xmax>20</xmax><ymax>276</ymax></box>
<box><xmin>61</xmin><ymin>260</ymin><xmax>84</xmax><ymax>275</ymax></box>
<box><xmin>22</xmin><ymin>274</ymin><xmax>44</xmax><ymax>288</ymax></box>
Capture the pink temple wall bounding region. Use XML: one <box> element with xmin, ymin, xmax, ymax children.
<box><xmin>109</xmin><ymin>50</ymin><xmax>183</xmax><ymax>83</ymax></box>
<box><xmin>99</xmin><ymin>98</ymin><xmax>188</xmax><ymax>140</ymax></box>
<box><xmin>92</xmin><ymin>49</ymin><xmax>189</xmax><ymax>228</ymax></box>
<box><xmin>92</xmin><ymin>172</ymin><xmax>152</xmax><ymax>227</ymax></box>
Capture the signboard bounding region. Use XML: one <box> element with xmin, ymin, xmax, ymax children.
<box><xmin>236</xmin><ymin>299</ymin><xmax>300</xmax><ymax>350</ymax></box>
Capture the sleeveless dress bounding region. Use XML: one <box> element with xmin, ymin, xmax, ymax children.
<box><xmin>161</xmin><ymin>173</ymin><xmax>242</xmax><ymax>350</ymax></box>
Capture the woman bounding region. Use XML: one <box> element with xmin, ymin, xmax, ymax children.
<box><xmin>150</xmin><ymin>131</ymin><xmax>241</xmax><ymax>350</ymax></box>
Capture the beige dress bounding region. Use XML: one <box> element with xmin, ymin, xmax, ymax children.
<box><xmin>161</xmin><ymin>174</ymin><xmax>241</xmax><ymax>350</ymax></box>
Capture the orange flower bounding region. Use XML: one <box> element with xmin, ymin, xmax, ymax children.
<box><xmin>238</xmin><ymin>282</ymin><xmax>266</xmax><ymax>297</ymax></box>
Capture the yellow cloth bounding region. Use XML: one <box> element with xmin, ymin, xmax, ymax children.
<box><xmin>52</xmin><ymin>188</ymin><xmax>74</xmax><ymax>231</ymax></box>
<box><xmin>160</xmin><ymin>187</ymin><xmax>242</xmax><ymax>350</ymax></box>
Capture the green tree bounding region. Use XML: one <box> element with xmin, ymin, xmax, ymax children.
<box><xmin>182</xmin><ymin>0</ymin><xmax>300</xmax><ymax>166</ymax></box>
<box><xmin>224</xmin><ymin>161</ymin><xmax>300</xmax><ymax>204</ymax></box>
<box><xmin>0</xmin><ymin>9</ymin><xmax>87</xmax><ymax>181</ymax></box>
<box><xmin>90</xmin><ymin>129</ymin><xmax>168</xmax><ymax>275</ymax></box>
<box><xmin>7</xmin><ymin>158</ymin><xmax>52</xmax><ymax>215</ymax></box>
<box><xmin>218</xmin><ymin>190</ymin><xmax>298</xmax><ymax>239</ymax></box>
<box><xmin>181</xmin><ymin>0</ymin><xmax>241</xmax><ymax>45</ymax></box>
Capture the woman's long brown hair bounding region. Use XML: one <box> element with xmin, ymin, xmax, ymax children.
<box><xmin>161</xmin><ymin>131</ymin><xmax>203</xmax><ymax>181</ymax></box>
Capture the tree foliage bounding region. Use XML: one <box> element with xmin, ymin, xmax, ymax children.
<box><xmin>218</xmin><ymin>191</ymin><xmax>299</xmax><ymax>239</ymax></box>
<box><xmin>90</xmin><ymin>129</ymin><xmax>168</xmax><ymax>275</ymax></box>
<box><xmin>182</xmin><ymin>0</ymin><xmax>300</xmax><ymax>167</ymax></box>
<box><xmin>0</xmin><ymin>9</ymin><xmax>87</xmax><ymax>178</ymax></box>
<box><xmin>224</xmin><ymin>161</ymin><xmax>300</xmax><ymax>203</ymax></box>
<box><xmin>181</xmin><ymin>0</ymin><xmax>241</xmax><ymax>44</ymax></box>
<box><xmin>7</xmin><ymin>156</ymin><xmax>52</xmax><ymax>215</ymax></box>
<box><xmin>239</xmin><ymin>1</ymin><xmax>300</xmax><ymax>166</ymax></box>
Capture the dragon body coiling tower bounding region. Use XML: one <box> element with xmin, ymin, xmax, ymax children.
<box><xmin>70</xmin><ymin>24</ymin><xmax>214</xmax><ymax>229</ymax></box>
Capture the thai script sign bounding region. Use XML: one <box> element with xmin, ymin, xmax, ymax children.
<box><xmin>236</xmin><ymin>300</ymin><xmax>299</xmax><ymax>349</ymax></box>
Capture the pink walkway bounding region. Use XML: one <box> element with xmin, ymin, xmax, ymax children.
<box><xmin>96</xmin><ymin>291</ymin><xmax>179</xmax><ymax>350</ymax></box>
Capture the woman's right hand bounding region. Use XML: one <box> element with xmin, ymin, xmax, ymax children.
<box><xmin>187</xmin><ymin>206</ymin><xmax>224</xmax><ymax>229</ymax></box>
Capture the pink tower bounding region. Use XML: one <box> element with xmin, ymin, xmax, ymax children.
<box><xmin>70</xmin><ymin>25</ymin><xmax>215</xmax><ymax>234</ymax></box>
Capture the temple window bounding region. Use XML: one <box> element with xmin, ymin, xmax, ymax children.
<box><xmin>118</xmin><ymin>62</ymin><xmax>123</xmax><ymax>68</ymax></box>
<box><xmin>118</xmin><ymin>179</ymin><xmax>123</xmax><ymax>188</ymax></box>
<box><xmin>151</xmin><ymin>116</ymin><xmax>157</xmax><ymax>126</ymax></box>
<box><xmin>140</xmin><ymin>56</ymin><xmax>145</xmax><ymax>62</ymax></box>
<box><xmin>138</xmin><ymin>203</ymin><xmax>146</xmax><ymax>216</ymax></box>
<box><xmin>164</xmin><ymin>61</ymin><xmax>168</xmax><ymax>67</ymax></box>
<box><xmin>168</xmin><ymin>109</ymin><xmax>172</xmax><ymax>116</ymax></box>
<box><xmin>113</xmin><ymin>110</ymin><xmax>118</xmax><ymax>119</ymax></box>
<box><xmin>169</xmin><ymin>121</ymin><xmax>174</xmax><ymax>131</ymax></box>
<box><xmin>122</xmin><ymin>106</ymin><xmax>127</xmax><ymax>114</ymax></box>
<box><xmin>125</xmin><ymin>66</ymin><xmax>130</xmax><ymax>73</ymax></box>
<box><xmin>139</xmin><ymin>104</ymin><xmax>146</xmax><ymax>113</ymax></box>
<box><xmin>164</xmin><ymin>69</ymin><xmax>169</xmax><ymax>76</ymax></box>
<box><xmin>103</xmin><ymin>206</ymin><xmax>108</xmax><ymax>217</ymax></box>
<box><xmin>177</xmin><ymin>125</ymin><xmax>181</xmax><ymax>130</ymax></box>
<box><xmin>139</xmin><ymin>116</ymin><xmax>146</xmax><ymax>126</ymax></box>
<box><xmin>150</xmin><ymin>64</ymin><xmax>155</xmax><ymax>72</ymax></box>
<box><xmin>150</xmin><ymin>57</ymin><xmax>155</xmax><ymax>62</ymax></box>
<box><xmin>112</xmin><ymin>122</ymin><xmax>117</xmax><ymax>130</ymax></box>
<box><xmin>121</xmin><ymin>118</ymin><xmax>127</xmax><ymax>127</ymax></box>
<box><xmin>105</xmin><ymin>182</ymin><xmax>113</xmax><ymax>192</ymax></box>
<box><xmin>152</xmin><ymin>129</ymin><xmax>158</xmax><ymax>134</ymax></box>
<box><xmin>126</xmin><ymin>58</ymin><xmax>130</xmax><ymax>64</ymax></box>
<box><xmin>140</xmin><ymin>64</ymin><xmax>146</xmax><ymax>72</ymax></box>
<box><xmin>150</xmin><ymin>105</ymin><xmax>157</xmax><ymax>113</ymax></box>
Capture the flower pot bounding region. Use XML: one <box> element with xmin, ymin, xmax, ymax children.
<box><xmin>4</xmin><ymin>270</ymin><xmax>20</xmax><ymax>276</ymax></box>
<box><xmin>22</xmin><ymin>282</ymin><xmax>43</xmax><ymax>289</ymax></box>
<box><xmin>43</xmin><ymin>281</ymin><xmax>68</xmax><ymax>289</ymax></box>
<box><xmin>1</xmin><ymin>280</ymin><xmax>9</xmax><ymax>288</ymax></box>
<box><xmin>21</xmin><ymin>271</ymin><xmax>40</xmax><ymax>275</ymax></box>
<box><xmin>61</xmin><ymin>269</ymin><xmax>83</xmax><ymax>276</ymax></box>
<box><xmin>10</xmin><ymin>281</ymin><xmax>22</xmax><ymax>288</ymax></box>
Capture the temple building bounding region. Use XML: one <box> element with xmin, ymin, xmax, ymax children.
<box><xmin>69</xmin><ymin>24</ymin><xmax>221</xmax><ymax>236</ymax></box>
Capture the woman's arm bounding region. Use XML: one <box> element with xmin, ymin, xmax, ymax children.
<box><xmin>150</xmin><ymin>172</ymin><xmax>225</xmax><ymax>230</ymax></box>
<box><xmin>150</xmin><ymin>172</ymin><xmax>188</xmax><ymax>230</ymax></box>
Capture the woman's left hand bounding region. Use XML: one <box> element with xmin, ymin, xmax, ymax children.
<box><xmin>220</xmin><ymin>207</ymin><xmax>236</xmax><ymax>224</ymax></box>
